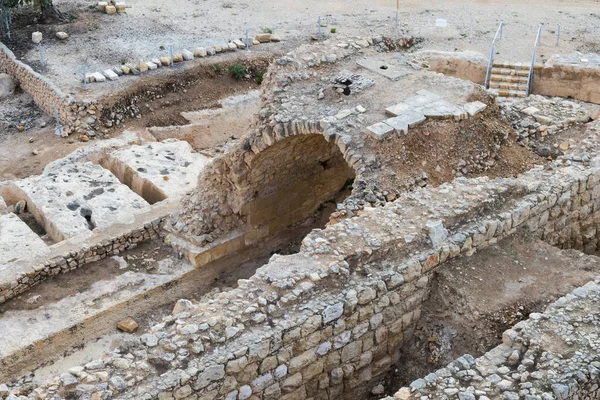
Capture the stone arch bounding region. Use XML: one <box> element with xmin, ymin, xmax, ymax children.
<box><xmin>171</xmin><ymin>125</ymin><xmax>359</xmax><ymax>249</ymax></box>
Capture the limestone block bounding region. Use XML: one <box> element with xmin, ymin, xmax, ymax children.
<box><xmin>112</xmin><ymin>66</ymin><xmax>123</xmax><ymax>76</ymax></box>
<box><xmin>227</xmin><ymin>42</ymin><xmax>237</xmax><ymax>51</ymax></box>
<box><xmin>182</xmin><ymin>49</ymin><xmax>194</xmax><ymax>61</ymax></box>
<box><xmin>145</xmin><ymin>62</ymin><xmax>158</xmax><ymax>70</ymax></box>
<box><xmin>115</xmin><ymin>2</ymin><xmax>126</xmax><ymax>12</ymax></box>
<box><xmin>56</xmin><ymin>31</ymin><xmax>69</xmax><ymax>40</ymax></box>
<box><xmin>255</xmin><ymin>33</ymin><xmax>271</xmax><ymax>43</ymax></box>
<box><xmin>160</xmin><ymin>56</ymin><xmax>171</xmax><ymax>66</ymax></box>
<box><xmin>271</xmin><ymin>34</ymin><xmax>282</xmax><ymax>42</ymax></box>
<box><xmin>252</xmin><ymin>39</ymin><xmax>260</xmax><ymax>45</ymax></box>
<box><xmin>97</xmin><ymin>1</ymin><xmax>108</xmax><ymax>11</ymax></box>
<box><xmin>367</xmin><ymin>122</ymin><xmax>394</xmax><ymax>141</ymax></box>
<box><xmin>173</xmin><ymin>53</ymin><xmax>184</xmax><ymax>63</ymax></box>
<box><xmin>0</xmin><ymin>73</ymin><xmax>15</xmax><ymax>99</ymax></box>
<box><xmin>102</xmin><ymin>69</ymin><xmax>119</xmax><ymax>81</ymax></box>
<box><xmin>463</xmin><ymin>101</ymin><xmax>487</xmax><ymax>117</ymax></box>
<box><xmin>137</xmin><ymin>61</ymin><xmax>149</xmax><ymax>72</ymax></box>
<box><xmin>121</xmin><ymin>65</ymin><xmax>131</xmax><ymax>74</ymax></box>
<box><xmin>206</xmin><ymin>48</ymin><xmax>216</xmax><ymax>56</ymax></box>
<box><xmin>233</xmin><ymin>39</ymin><xmax>245</xmax><ymax>49</ymax></box>
<box><xmin>32</xmin><ymin>31</ymin><xmax>43</xmax><ymax>44</ymax></box>
<box><xmin>91</xmin><ymin>72</ymin><xmax>106</xmax><ymax>82</ymax></box>
<box><xmin>117</xmin><ymin>317</ymin><xmax>138</xmax><ymax>333</ymax></box>
<box><xmin>105</xmin><ymin>5</ymin><xmax>117</xmax><ymax>14</ymax></box>
<box><xmin>214</xmin><ymin>46</ymin><xmax>223</xmax><ymax>53</ymax></box>
<box><xmin>151</xmin><ymin>58</ymin><xmax>162</xmax><ymax>67</ymax></box>
<box><xmin>194</xmin><ymin>47</ymin><xmax>207</xmax><ymax>57</ymax></box>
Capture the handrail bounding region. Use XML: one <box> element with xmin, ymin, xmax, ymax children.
<box><xmin>526</xmin><ymin>23</ymin><xmax>543</xmax><ymax>96</ymax></box>
<box><xmin>484</xmin><ymin>21</ymin><xmax>504</xmax><ymax>89</ymax></box>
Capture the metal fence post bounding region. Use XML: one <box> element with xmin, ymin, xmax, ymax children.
<box><xmin>317</xmin><ymin>16</ymin><xmax>321</xmax><ymax>40</ymax></box>
<box><xmin>170</xmin><ymin>45</ymin><xmax>174</xmax><ymax>67</ymax></box>
<box><xmin>53</xmin><ymin>105</ymin><xmax>63</xmax><ymax>136</ymax></box>
<box><xmin>556</xmin><ymin>24</ymin><xmax>561</xmax><ymax>47</ymax></box>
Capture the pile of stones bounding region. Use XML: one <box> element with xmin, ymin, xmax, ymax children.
<box><xmin>97</xmin><ymin>1</ymin><xmax>126</xmax><ymax>15</ymax></box>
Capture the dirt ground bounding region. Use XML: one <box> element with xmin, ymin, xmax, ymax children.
<box><xmin>378</xmin><ymin>234</ymin><xmax>600</xmax><ymax>397</ymax></box>
<box><xmin>5</xmin><ymin>0</ymin><xmax>600</xmax><ymax>94</ymax></box>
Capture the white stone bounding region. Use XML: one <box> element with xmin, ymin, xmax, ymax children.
<box><xmin>322</xmin><ymin>302</ymin><xmax>344</xmax><ymax>323</ymax></box>
<box><xmin>102</xmin><ymin>69</ymin><xmax>119</xmax><ymax>81</ymax></box>
<box><xmin>56</xmin><ymin>31</ymin><xmax>69</xmax><ymax>40</ymax></box>
<box><xmin>233</xmin><ymin>39</ymin><xmax>246</xmax><ymax>49</ymax></box>
<box><xmin>145</xmin><ymin>62</ymin><xmax>158</xmax><ymax>70</ymax></box>
<box><xmin>0</xmin><ymin>73</ymin><xmax>15</xmax><ymax>99</ymax></box>
<box><xmin>182</xmin><ymin>49</ymin><xmax>194</xmax><ymax>61</ymax></box>
<box><xmin>32</xmin><ymin>31</ymin><xmax>43</xmax><ymax>44</ymax></box>
<box><xmin>194</xmin><ymin>47</ymin><xmax>207</xmax><ymax>57</ymax></box>
<box><xmin>463</xmin><ymin>101</ymin><xmax>487</xmax><ymax>117</ymax></box>
<box><xmin>335</xmin><ymin>109</ymin><xmax>353</xmax><ymax>120</ymax></box>
<box><xmin>227</xmin><ymin>42</ymin><xmax>237</xmax><ymax>51</ymax></box>
<box><xmin>367</xmin><ymin>122</ymin><xmax>394</xmax><ymax>141</ymax></box>
<box><xmin>356</xmin><ymin>105</ymin><xmax>366</xmax><ymax>113</ymax></box>
<box><xmin>0</xmin><ymin>213</ymin><xmax>49</xmax><ymax>268</ymax></box>
<box><xmin>426</xmin><ymin>220</ymin><xmax>448</xmax><ymax>247</ymax></box>
<box><xmin>91</xmin><ymin>72</ymin><xmax>106</xmax><ymax>82</ymax></box>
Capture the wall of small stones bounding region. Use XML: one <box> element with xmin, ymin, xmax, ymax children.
<box><xmin>12</xmin><ymin>147</ymin><xmax>600</xmax><ymax>399</ymax></box>
<box><xmin>0</xmin><ymin>43</ymin><xmax>98</xmax><ymax>136</ymax></box>
<box><xmin>0</xmin><ymin>216</ymin><xmax>164</xmax><ymax>305</ymax></box>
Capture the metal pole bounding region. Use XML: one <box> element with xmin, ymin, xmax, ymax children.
<box><xmin>499</xmin><ymin>20</ymin><xmax>503</xmax><ymax>39</ymax></box>
<box><xmin>170</xmin><ymin>45</ymin><xmax>174</xmax><ymax>67</ymax></box>
<box><xmin>317</xmin><ymin>16</ymin><xmax>321</xmax><ymax>40</ymax></box>
<box><xmin>396</xmin><ymin>0</ymin><xmax>399</xmax><ymax>29</ymax></box>
<box><xmin>5</xmin><ymin>14</ymin><xmax>9</xmax><ymax>40</ymax></box>
<box><xmin>83</xmin><ymin>64</ymin><xmax>87</xmax><ymax>89</ymax></box>
<box><xmin>556</xmin><ymin>24</ymin><xmax>560</xmax><ymax>47</ymax></box>
<box><xmin>245</xmin><ymin>29</ymin><xmax>249</xmax><ymax>51</ymax></box>
<box><xmin>536</xmin><ymin>23</ymin><xmax>542</xmax><ymax>45</ymax></box>
<box><xmin>53</xmin><ymin>105</ymin><xmax>63</xmax><ymax>136</ymax></box>
<box><xmin>39</xmin><ymin>44</ymin><xmax>44</xmax><ymax>71</ymax></box>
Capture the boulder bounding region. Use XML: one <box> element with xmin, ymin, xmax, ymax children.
<box><xmin>32</xmin><ymin>31</ymin><xmax>43</xmax><ymax>44</ymax></box>
<box><xmin>172</xmin><ymin>53</ymin><xmax>184</xmax><ymax>63</ymax></box>
<box><xmin>115</xmin><ymin>2</ymin><xmax>126</xmax><ymax>12</ymax></box>
<box><xmin>255</xmin><ymin>33</ymin><xmax>271</xmax><ymax>43</ymax></box>
<box><xmin>160</xmin><ymin>56</ymin><xmax>171</xmax><ymax>66</ymax></box>
<box><xmin>182</xmin><ymin>49</ymin><xmax>194</xmax><ymax>61</ymax></box>
<box><xmin>97</xmin><ymin>1</ymin><xmax>108</xmax><ymax>11</ymax></box>
<box><xmin>56</xmin><ymin>31</ymin><xmax>69</xmax><ymax>40</ymax></box>
<box><xmin>105</xmin><ymin>5</ymin><xmax>117</xmax><ymax>14</ymax></box>
<box><xmin>0</xmin><ymin>73</ymin><xmax>16</xmax><ymax>99</ymax></box>
<box><xmin>193</xmin><ymin>47</ymin><xmax>207</xmax><ymax>57</ymax></box>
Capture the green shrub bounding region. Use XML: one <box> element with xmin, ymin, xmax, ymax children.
<box><xmin>229</xmin><ymin>64</ymin><xmax>247</xmax><ymax>80</ymax></box>
<box><xmin>256</xmin><ymin>71</ymin><xmax>264</xmax><ymax>85</ymax></box>
<box><xmin>330</xmin><ymin>27</ymin><xmax>337</xmax><ymax>33</ymax></box>
<box><xmin>263</xmin><ymin>27</ymin><xmax>273</xmax><ymax>34</ymax></box>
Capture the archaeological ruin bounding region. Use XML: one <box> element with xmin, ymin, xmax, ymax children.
<box><xmin>0</xmin><ymin>1</ymin><xmax>599</xmax><ymax>400</ymax></box>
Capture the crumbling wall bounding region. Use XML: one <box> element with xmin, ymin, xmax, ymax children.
<box><xmin>386</xmin><ymin>278</ymin><xmax>600</xmax><ymax>400</ymax></box>
<box><xmin>0</xmin><ymin>43</ymin><xmax>97</xmax><ymax>136</ymax></box>
<box><xmin>16</xmin><ymin>153</ymin><xmax>600</xmax><ymax>399</ymax></box>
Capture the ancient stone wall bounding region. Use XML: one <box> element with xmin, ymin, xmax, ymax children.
<box><xmin>0</xmin><ymin>214</ymin><xmax>164</xmax><ymax>305</ymax></box>
<box><xmin>0</xmin><ymin>43</ymin><xmax>97</xmax><ymax>135</ymax></box>
<box><xmin>15</xmin><ymin>152</ymin><xmax>600</xmax><ymax>399</ymax></box>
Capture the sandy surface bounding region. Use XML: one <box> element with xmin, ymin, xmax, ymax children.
<box><xmin>7</xmin><ymin>0</ymin><xmax>600</xmax><ymax>95</ymax></box>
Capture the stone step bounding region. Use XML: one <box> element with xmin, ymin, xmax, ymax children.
<box><xmin>492</xmin><ymin>61</ymin><xmax>530</xmax><ymax>70</ymax></box>
<box><xmin>491</xmin><ymin>67</ymin><xmax>531</xmax><ymax>77</ymax></box>
<box><xmin>489</xmin><ymin>81</ymin><xmax>528</xmax><ymax>91</ymax></box>
<box><xmin>494</xmin><ymin>88</ymin><xmax>528</xmax><ymax>98</ymax></box>
<box><xmin>489</xmin><ymin>74</ymin><xmax>529</xmax><ymax>84</ymax></box>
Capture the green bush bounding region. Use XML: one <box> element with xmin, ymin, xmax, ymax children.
<box><xmin>330</xmin><ymin>28</ymin><xmax>337</xmax><ymax>33</ymax></box>
<box><xmin>229</xmin><ymin>64</ymin><xmax>247</xmax><ymax>80</ymax></box>
<box><xmin>263</xmin><ymin>27</ymin><xmax>273</xmax><ymax>34</ymax></box>
<box><xmin>256</xmin><ymin>71</ymin><xmax>264</xmax><ymax>85</ymax></box>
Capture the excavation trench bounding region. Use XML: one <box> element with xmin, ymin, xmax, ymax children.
<box><xmin>0</xmin><ymin>132</ymin><xmax>356</xmax><ymax>386</ymax></box>
<box><xmin>376</xmin><ymin>233</ymin><xmax>600</xmax><ymax>398</ymax></box>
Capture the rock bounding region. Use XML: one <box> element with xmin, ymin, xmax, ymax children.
<box><xmin>371</xmin><ymin>384</ymin><xmax>385</xmax><ymax>395</ymax></box>
<box><xmin>559</xmin><ymin>142</ymin><xmax>570</xmax><ymax>151</ymax></box>
<box><xmin>14</xmin><ymin>200</ymin><xmax>26</xmax><ymax>214</ymax></box>
<box><xmin>60</xmin><ymin>373</ymin><xmax>79</xmax><ymax>389</ymax></box>
<box><xmin>194</xmin><ymin>47</ymin><xmax>207</xmax><ymax>57</ymax></box>
<box><xmin>56</xmin><ymin>31</ymin><xmax>69</xmax><ymax>40</ymax></box>
<box><xmin>0</xmin><ymin>73</ymin><xmax>15</xmax><ymax>99</ymax></box>
<box><xmin>233</xmin><ymin>39</ymin><xmax>245</xmax><ymax>49</ymax></box>
<box><xmin>356</xmin><ymin>105</ymin><xmax>366</xmax><ymax>113</ymax></box>
<box><xmin>105</xmin><ymin>5</ymin><xmax>117</xmax><ymax>14</ymax></box>
<box><xmin>160</xmin><ymin>56</ymin><xmax>171</xmax><ymax>66</ymax></box>
<box><xmin>395</xmin><ymin>387</ymin><xmax>411</xmax><ymax>400</ymax></box>
<box><xmin>97</xmin><ymin>1</ymin><xmax>108</xmax><ymax>11</ymax></box>
<box><xmin>182</xmin><ymin>49</ymin><xmax>194</xmax><ymax>61</ymax></box>
<box><xmin>137</xmin><ymin>61</ymin><xmax>149</xmax><ymax>72</ymax></box>
<box><xmin>32</xmin><ymin>149</ymin><xmax>39</xmax><ymax>156</ymax></box>
<box><xmin>173</xmin><ymin>53</ymin><xmax>184</xmax><ymax>63</ymax></box>
<box><xmin>426</xmin><ymin>220</ymin><xmax>448</xmax><ymax>247</ymax></box>
<box><xmin>463</xmin><ymin>101</ymin><xmax>487</xmax><ymax>117</ymax></box>
<box><xmin>141</xmin><ymin>333</ymin><xmax>158</xmax><ymax>347</ymax></box>
<box><xmin>79</xmin><ymin>134</ymin><xmax>89</xmax><ymax>142</ymax></box>
<box><xmin>17</xmin><ymin>125</ymin><xmax>24</xmax><ymax>132</ymax></box>
<box><xmin>117</xmin><ymin>317</ymin><xmax>138</xmax><ymax>333</ymax></box>
<box><xmin>255</xmin><ymin>33</ymin><xmax>272</xmax><ymax>43</ymax></box>
<box><xmin>115</xmin><ymin>2</ymin><xmax>126</xmax><ymax>12</ymax></box>
<box><xmin>91</xmin><ymin>72</ymin><xmax>106</xmax><ymax>82</ymax></box>
<box><xmin>207</xmin><ymin>48</ymin><xmax>216</xmax><ymax>56</ymax></box>
<box><xmin>121</xmin><ymin>65</ymin><xmax>130</xmax><ymax>74</ymax></box>
<box><xmin>227</xmin><ymin>42</ymin><xmax>237</xmax><ymax>51</ymax></box>
<box><xmin>145</xmin><ymin>62</ymin><xmax>158</xmax><ymax>70</ymax></box>
<box><xmin>32</xmin><ymin>31</ymin><xmax>43</xmax><ymax>44</ymax></box>
<box><xmin>0</xmin><ymin>384</ymin><xmax>8</xmax><ymax>397</ymax></box>
<box><xmin>112</xmin><ymin>67</ymin><xmax>124</xmax><ymax>76</ymax></box>
<box><xmin>151</xmin><ymin>58</ymin><xmax>162</xmax><ymax>68</ymax></box>
<box><xmin>173</xmin><ymin>299</ymin><xmax>194</xmax><ymax>315</ymax></box>
<box><xmin>109</xmin><ymin>376</ymin><xmax>127</xmax><ymax>391</ymax></box>
<box><xmin>102</xmin><ymin>69</ymin><xmax>119</xmax><ymax>81</ymax></box>
<box><xmin>271</xmin><ymin>34</ymin><xmax>282</xmax><ymax>42</ymax></box>
<box><xmin>252</xmin><ymin>39</ymin><xmax>260</xmax><ymax>45</ymax></box>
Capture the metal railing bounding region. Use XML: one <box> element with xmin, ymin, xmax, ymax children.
<box><xmin>526</xmin><ymin>23</ymin><xmax>543</xmax><ymax>96</ymax></box>
<box><xmin>484</xmin><ymin>21</ymin><xmax>504</xmax><ymax>89</ymax></box>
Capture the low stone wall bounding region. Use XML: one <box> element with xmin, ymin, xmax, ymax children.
<box><xmin>0</xmin><ymin>43</ymin><xmax>97</xmax><ymax>136</ymax></box>
<box><xmin>10</xmin><ymin>148</ymin><xmax>600</xmax><ymax>399</ymax></box>
<box><xmin>0</xmin><ymin>210</ymin><xmax>167</xmax><ymax>305</ymax></box>
<box><xmin>387</xmin><ymin>278</ymin><xmax>600</xmax><ymax>400</ymax></box>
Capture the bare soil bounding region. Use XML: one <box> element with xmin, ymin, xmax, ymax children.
<box><xmin>377</xmin><ymin>234</ymin><xmax>600</xmax><ymax>397</ymax></box>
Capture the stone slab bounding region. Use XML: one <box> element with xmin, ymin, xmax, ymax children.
<box><xmin>0</xmin><ymin>213</ymin><xmax>49</xmax><ymax>268</ymax></box>
<box><xmin>463</xmin><ymin>101</ymin><xmax>487</xmax><ymax>117</ymax></box>
<box><xmin>385</xmin><ymin>111</ymin><xmax>427</xmax><ymax>129</ymax></box>
<box><xmin>419</xmin><ymin>99</ymin><xmax>463</xmax><ymax>119</ymax></box>
<box><xmin>356</xmin><ymin>58</ymin><xmax>409</xmax><ymax>81</ymax></box>
<box><xmin>106</xmin><ymin>140</ymin><xmax>211</xmax><ymax>202</ymax></box>
<box><xmin>14</xmin><ymin>162</ymin><xmax>150</xmax><ymax>242</ymax></box>
<box><xmin>367</xmin><ymin>122</ymin><xmax>394</xmax><ymax>141</ymax></box>
<box><xmin>102</xmin><ymin>69</ymin><xmax>119</xmax><ymax>81</ymax></box>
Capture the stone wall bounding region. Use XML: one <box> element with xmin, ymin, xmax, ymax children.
<box><xmin>0</xmin><ymin>212</ymin><xmax>165</xmax><ymax>305</ymax></box>
<box><xmin>12</xmin><ymin>148</ymin><xmax>600</xmax><ymax>399</ymax></box>
<box><xmin>0</xmin><ymin>43</ymin><xmax>97</xmax><ymax>135</ymax></box>
<box><xmin>387</xmin><ymin>278</ymin><xmax>600</xmax><ymax>400</ymax></box>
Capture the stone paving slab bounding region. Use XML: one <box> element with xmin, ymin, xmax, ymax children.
<box><xmin>366</xmin><ymin>122</ymin><xmax>395</xmax><ymax>141</ymax></box>
<box><xmin>0</xmin><ymin>213</ymin><xmax>49</xmax><ymax>268</ymax></box>
<box><xmin>13</xmin><ymin>162</ymin><xmax>151</xmax><ymax>242</ymax></box>
<box><xmin>357</xmin><ymin>58</ymin><xmax>410</xmax><ymax>81</ymax></box>
<box><xmin>106</xmin><ymin>140</ymin><xmax>211</xmax><ymax>203</ymax></box>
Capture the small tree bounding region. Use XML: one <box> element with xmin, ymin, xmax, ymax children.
<box><xmin>1</xmin><ymin>0</ymin><xmax>66</xmax><ymax>23</ymax></box>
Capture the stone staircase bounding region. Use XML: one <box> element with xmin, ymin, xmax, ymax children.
<box><xmin>488</xmin><ymin>61</ymin><xmax>530</xmax><ymax>98</ymax></box>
